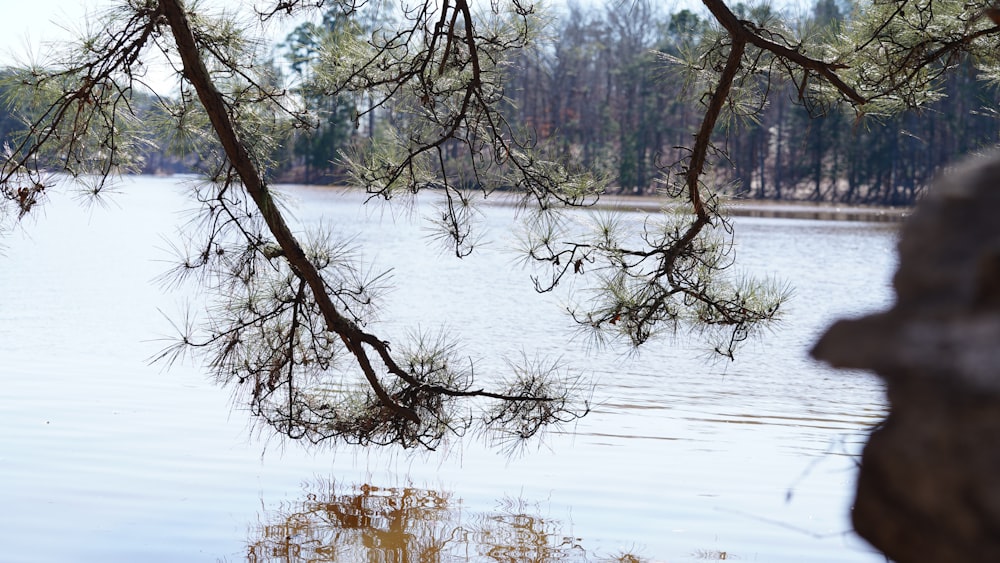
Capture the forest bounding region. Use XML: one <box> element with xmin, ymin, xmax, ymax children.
<box><xmin>2</xmin><ymin>0</ymin><xmax>997</xmax><ymax>206</ymax></box>
<box><xmin>504</xmin><ymin>0</ymin><xmax>1000</xmax><ymax>205</ymax></box>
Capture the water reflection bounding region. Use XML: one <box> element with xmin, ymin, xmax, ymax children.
<box><xmin>246</xmin><ymin>481</ymin><xmax>648</xmax><ymax>562</ymax></box>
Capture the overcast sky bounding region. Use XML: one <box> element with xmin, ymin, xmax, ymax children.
<box><xmin>0</xmin><ymin>0</ymin><xmax>731</xmax><ymax>68</ymax></box>
<box><xmin>0</xmin><ymin>1</ymin><xmax>300</xmax><ymax>60</ymax></box>
<box><xmin>1</xmin><ymin>0</ymin><xmax>97</xmax><ymax>65</ymax></box>
<box><xmin>0</xmin><ymin>1</ymin><xmax>305</xmax><ymax>93</ymax></box>
<box><xmin>0</xmin><ymin>0</ymin><xmax>811</xmax><ymax>85</ymax></box>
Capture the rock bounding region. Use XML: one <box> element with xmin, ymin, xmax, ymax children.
<box><xmin>812</xmin><ymin>152</ymin><xmax>1000</xmax><ymax>562</ymax></box>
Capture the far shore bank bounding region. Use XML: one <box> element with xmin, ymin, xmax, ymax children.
<box><xmin>277</xmin><ymin>181</ymin><xmax>911</xmax><ymax>223</ymax></box>
<box><xmin>601</xmin><ymin>195</ymin><xmax>910</xmax><ymax>222</ymax></box>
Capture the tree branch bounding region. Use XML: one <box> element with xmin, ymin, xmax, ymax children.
<box><xmin>160</xmin><ymin>0</ymin><xmax>421</xmax><ymax>423</ymax></box>
<box><xmin>701</xmin><ymin>0</ymin><xmax>866</xmax><ymax>105</ymax></box>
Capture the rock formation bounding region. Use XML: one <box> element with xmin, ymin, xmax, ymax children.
<box><xmin>812</xmin><ymin>153</ymin><xmax>1000</xmax><ymax>562</ymax></box>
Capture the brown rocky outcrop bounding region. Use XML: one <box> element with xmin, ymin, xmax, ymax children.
<box><xmin>812</xmin><ymin>153</ymin><xmax>1000</xmax><ymax>562</ymax></box>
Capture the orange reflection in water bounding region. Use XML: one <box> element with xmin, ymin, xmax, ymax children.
<box><xmin>246</xmin><ymin>481</ymin><xmax>648</xmax><ymax>563</ymax></box>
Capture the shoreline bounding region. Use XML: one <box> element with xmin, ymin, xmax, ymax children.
<box><xmin>600</xmin><ymin>195</ymin><xmax>910</xmax><ymax>222</ymax></box>
<box><xmin>282</xmin><ymin>182</ymin><xmax>912</xmax><ymax>223</ymax></box>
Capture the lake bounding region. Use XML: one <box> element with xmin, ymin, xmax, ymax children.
<box><xmin>0</xmin><ymin>176</ymin><xmax>897</xmax><ymax>562</ymax></box>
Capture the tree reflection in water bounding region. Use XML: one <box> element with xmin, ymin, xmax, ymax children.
<box><xmin>245</xmin><ymin>481</ymin><xmax>646</xmax><ymax>562</ymax></box>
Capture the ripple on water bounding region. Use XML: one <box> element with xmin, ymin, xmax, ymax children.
<box><xmin>0</xmin><ymin>178</ymin><xmax>892</xmax><ymax>562</ymax></box>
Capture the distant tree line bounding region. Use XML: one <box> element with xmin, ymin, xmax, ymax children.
<box><xmin>501</xmin><ymin>0</ymin><xmax>1000</xmax><ymax>205</ymax></box>
<box><xmin>3</xmin><ymin>0</ymin><xmax>997</xmax><ymax>205</ymax></box>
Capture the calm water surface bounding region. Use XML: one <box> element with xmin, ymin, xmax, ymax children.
<box><xmin>0</xmin><ymin>177</ymin><xmax>897</xmax><ymax>562</ymax></box>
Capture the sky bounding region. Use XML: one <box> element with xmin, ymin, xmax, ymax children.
<box><xmin>0</xmin><ymin>0</ymin><xmax>720</xmax><ymax>66</ymax></box>
<box><xmin>1</xmin><ymin>0</ymin><xmax>97</xmax><ymax>65</ymax></box>
<box><xmin>0</xmin><ymin>0</ymin><xmax>307</xmax><ymax>92</ymax></box>
<box><xmin>0</xmin><ymin>0</ymin><xmax>813</xmax><ymax>83</ymax></box>
<box><xmin>0</xmin><ymin>1</ymin><xmax>298</xmax><ymax>64</ymax></box>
